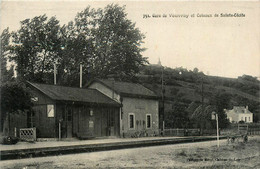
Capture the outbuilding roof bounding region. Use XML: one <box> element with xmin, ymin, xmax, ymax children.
<box><xmin>27</xmin><ymin>82</ymin><xmax>120</xmax><ymax>107</ymax></box>
<box><xmin>87</xmin><ymin>79</ymin><xmax>158</xmax><ymax>99</ymax></box>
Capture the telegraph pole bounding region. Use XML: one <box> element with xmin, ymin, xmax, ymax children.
<box><xmin>212</xmin><ymin>111</ymin><xmax>220</xmax><ymax>148</ymax></box>
<box><xmin>201</xmin><ymin>76</ymin><xmax>204</xmax><ymax>133</ymax></box>
<box><xmin>80</xmin><ymin>63</ymin><xmax>83</xmax><ymax>88</ymax></box>
<box><xmin>54</xmin><ymin>63</ymin><xmax>57</xmax><ymax>85</ymax></box>
<box><xmin>161</xmin><ymin>65</ymin><xmax>165</xmax><ymax>133</ymax></box>
<box><xmin>216</xmin><ymin>113</ymin><xmax>220</xmax><ymax>148</ymax></box>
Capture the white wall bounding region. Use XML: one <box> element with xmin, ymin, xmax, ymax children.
<box><xmin>239</xmin><ymin>113</ymin><xmax>253</xmax><ymax>123</ymax></box>
<box><xmin>89</xmin><ymin>82</ymin><xmax>120</xmax><ymax>102</ymax></box>
<box><xmin>122</xmin><ymin>97</ymin><xmax>159</xmax><ymax>136</ymax></box>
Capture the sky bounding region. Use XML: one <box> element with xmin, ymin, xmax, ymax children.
<box><xmin>1</xmin><ymin>0</ymin><xmax>259</xmax><ymax>78</ymax></box>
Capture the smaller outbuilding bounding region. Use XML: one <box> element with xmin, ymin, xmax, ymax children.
<box><xmin>225</xmin><ymin>106</ymin><xmax>253</xmax><ymax>123</ymax></box>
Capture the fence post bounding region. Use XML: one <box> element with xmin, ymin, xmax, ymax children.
<box><xmin>163</xmin><ymin>121</ymin><xmax>165</xmax><ymax>136</ymax></box>
<box><xmin>33</xmin><ymin>128</ymin><xmax>36</xmax><ymax>141</ymax></box>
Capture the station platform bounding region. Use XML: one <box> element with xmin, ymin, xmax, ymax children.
<box><xmin>0</xmin><ymin>136</ymin><xmax>227</xmax><ymax>160</ymax></box>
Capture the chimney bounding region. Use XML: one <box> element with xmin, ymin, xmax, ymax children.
<box><xmin>107</xmin><ymin>74</ymin><xmax>117</xmax><ymax>81</ymax></box>
<box><xmin>246</xmin><ymin>106</ymin><xmax>248</xmax><ymax>110</ymax></box>
<box><xmin>80</xmin><ymin>64</ymin><xmax>82</xmax><ymax>88</ymax></box>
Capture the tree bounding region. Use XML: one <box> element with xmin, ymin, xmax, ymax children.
<box><xmin>190</xmin><ymin>105</ymin><xmax>216</xmax><ymax>129</ymax></box>
<box><xmin>54</xmin><ymin>7</ymin><xmax>101</xmax><ymax>86</ymax></box>
<box><xmin>68</xmin><ymin>4</ymin><xmax>148</xmax><ymax>83</ymax></box>
<box><xmin>6</xmin><ymin>4</ymin><xmax>147</xmax><ymax>86</ymax></box>
<box><xmin>239</xmin><ymin>74</ymin><xmax>258</xmax><ymax>83</ymax></box>
<box><xmin>165</xmin><ymin>102</ymin><xmax>190</xmax><ymax>128</ymax></box>
<box><xmin>8</xmin><ymin>15</ymin><xmax>62</xmax><ymax>83</ymax></box>
<box><xmin>193</xmin><ymin>67</ymin><xmax>199</xmax><ymax>74</ymax></box>
<box><xmin>1</xmin><ymin>81</ymin><xmax>33</xmax><ymax>134</ymax></box>
<box><xmin>1</xmin><ymin>28</ymin><xmax>14</xmax><ymax>84</ymax></box>
<box><xmin>94</xmin><ymin>4</ymin><xmax>147</xmax><ymax>79</ymax></box>
<box><xmin>209</xmin><ymin>92</ymin><xmax>230</xmax><ymax>128</ymax></box>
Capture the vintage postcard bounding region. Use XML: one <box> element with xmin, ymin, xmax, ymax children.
<box><xmin>1</xmin><ymin>0</ymin><xmax>259</xmax><ymax>168</ymax></box>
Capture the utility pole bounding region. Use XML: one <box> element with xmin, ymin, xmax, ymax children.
<box><xmin>161</xmin><ymin>66</ymin><xmax>165</xmax><ymax>133</ymax></box>
<box><xmin>201</xmin><ymin>77</ymin><xmax>204</xmax><ymax>109</ymax></box>
<box><xmin>216</xmin><ymin>113</ymin><xmax>220</xmax><ymax>148</ymax></box>
<box><xmin>201</xmin><ymin>76</ymin><xmax>204</xmax><ymax>132</ymax></box>
<box><xmin>54</xmin><ymin>63</ymin><xmax>57</xmax><ymax>85</ymax></box>
<box><xmin>212</xmin><ymin>111</ymin><xmax>220</xmax><ymax>148</ymax></box>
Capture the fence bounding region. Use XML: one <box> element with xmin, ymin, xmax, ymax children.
<box><xmin>163</xmin><ymin>129</ymin><xmax>200</xmax><ymax>136</ymax></box>
<box><xmin>20</xmin><ymin>127</ymin><xmax>36</xmax><ymax>141</ymax></box>
<box><xmin>228</xmin><ymin>123</ymin><xmax>260</xmax><ymax>136</ymax></box>
<box><xmin>248</xmin><ymin>128</ymin><xmax>260</xmax><ymax>135</ymax></box>
<box><xmin>162</xmin><ymin>124</ymin><xmax>260</xmax><ymax>137</ymax></box>
<box><xmin>220</xmin><ymin>123</ymin><xmax>260</xmax><ymax>136</ymax></box>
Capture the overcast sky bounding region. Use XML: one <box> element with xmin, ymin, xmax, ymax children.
<box><xmin>1</xmin><ymin>0</ymin><xmax>259</xmax><ymax>78</ymax></box>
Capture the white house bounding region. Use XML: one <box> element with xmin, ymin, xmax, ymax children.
<box><xmin>225</xmin><ymin>106</ymin><xmax>253</xmax><ymax>123</ymax></box>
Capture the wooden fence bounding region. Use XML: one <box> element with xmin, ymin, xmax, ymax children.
<box><xmin>162</xmin><ymin>124</ymin><xmax>260</xmax><ymax>137</ymax></box>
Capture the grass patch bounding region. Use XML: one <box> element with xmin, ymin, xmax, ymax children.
<box><xmin>176</xmin><ymin>150</ymin><xmax>187</xmax><ymax>157</ymax></box>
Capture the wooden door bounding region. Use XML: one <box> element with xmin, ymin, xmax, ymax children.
<box><xmin>94</xmin><ymin>116</ymin><xmax>102</xmax><ymax>137</ymax></box>
<box><xmin>107</xmin><ymin>109</ymin><xmax>115</xmax><ymax>136</ymax></box>
<box><xmin>66</xmin><ymin>108</ymin><xmax>73</xmax><ymax>138</ymax></box>
<box><xmin>61</xmin><ymin>107</ymin><xmax>67</xmax><ymax>138</ymax></box>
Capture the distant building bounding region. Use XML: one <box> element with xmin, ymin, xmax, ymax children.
<box><xmin>87</xmin><ymin>79</ymin><xmax>160</xmax><ymax>137</ymax></box>
<box><xmin>150</xmin><ymin>58</ymin><xmax>163</xmax><ymax>68</ymax></box>
<box><xmin>225</xmin><ymin>106</ymin><xmax>253</xmax><ymax>123</ymax></box>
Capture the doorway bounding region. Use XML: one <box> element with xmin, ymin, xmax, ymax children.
<box><xmin>61</xmin><ymin>106</ymin><xmax>73</xmax><ymax>138</ymax></box>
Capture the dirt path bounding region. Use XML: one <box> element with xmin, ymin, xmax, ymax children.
<box><xmin>1</xmin><ymin>136</ymin><xmax>259</xmax><ymax>169</ymax></box>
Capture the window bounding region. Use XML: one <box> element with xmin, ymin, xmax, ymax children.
<box><xmin>249</xmin><ymin>117</ymin><xmax>250</xmax><ymax>122</ymax></box>
<box><xmin>31</xmin><ymin>97</ymin><xmax>38</xmax><ymax>102</ymax></box>
<box><xmin>47</xmin><ymin>105</ymin><xmax>54</xmax><ymax>117</ymax></box>
<box><xmin>90</xmin><ymin>109</ymin><xmax>94</xmax><ymax>116</ymax></box>
<box><xmin>146</xmin><ymin>114</ymin><xmax>152</xmax><ymax>129</ymax></box>
<box><xmin>129</xmin><ymin>113</ymin><xmax>135</xmax><ymax>129</ymax></box>
<box><xmin>245</xmin><ymin>117</ymin><xmax>247</xmax><ymax>122</ymax></box>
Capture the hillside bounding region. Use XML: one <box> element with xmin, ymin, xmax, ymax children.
<box><xmin>136</xmin><ymin>65</ymin><xmax>260</xmax><ymax>127</ymax></box>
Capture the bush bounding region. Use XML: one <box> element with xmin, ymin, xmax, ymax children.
<box><xmin>2</xmin><ymin>136</ymin><xmax>19</xmax><ymax>145</ymax></box>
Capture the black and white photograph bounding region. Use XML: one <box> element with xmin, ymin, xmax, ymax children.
<box><xmin>0</xmin><ymin>0</ymin><xmax>260</xmax><ymax>168</ymax></box>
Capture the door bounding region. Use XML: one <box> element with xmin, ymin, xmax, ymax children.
<box><xmin>107</xmin><ymin>109</ymin><xmax>115</xmax><ymax>136</ymax></box>
<box><xmin>66</xmin><ymin>108</ymin><xmax>73</xmax><ymax>137</ymax></box>
<box><xmin>61</xmin><ymin>107</ymin><xmax>66</xmax><ymax>138</ymax></box>
<box><xmin>61</xmin><ymin>106</ymin><xmax>73</xmax><ymax>138</ymax></box>
<box><xmin>94</xmin><ymin>116</ymin><xmax>102</xmax><ymax>137</ymax></box>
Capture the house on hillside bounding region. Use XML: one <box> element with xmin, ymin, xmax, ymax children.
<box><xmin>225</xmin><ymin>106</ymin><xmax>253</xmax><ymax>123</ymax></box>
<box><xmin>26</xmin><ymin>82</ymin><xmax>121</xmax><ymax>138</ymax></box>
<box><xmin>86</xmin><ymin>79</ymin><xmax>160</xmax><ymax>137</ymax></box>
